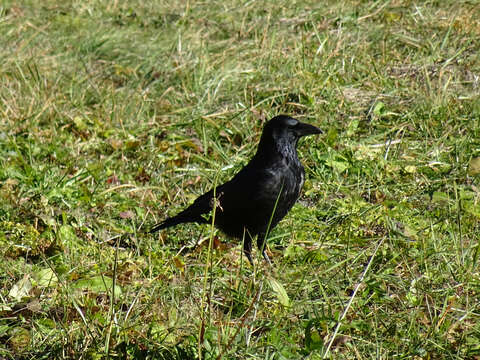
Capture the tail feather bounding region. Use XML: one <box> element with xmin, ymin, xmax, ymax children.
<box><xmin>149</xmin><ymin>212</ymin><xmax>210</xmax><ymax>234</ymax></box>
<box><xmin>149</xmin><ymin>216</ymin><xmax>187</xmax><ymax>233</ymax></box>
<box><xmin>150</xmin><ymin>191</ymin><xmax>214</xmax><ymax>233</ymax></box>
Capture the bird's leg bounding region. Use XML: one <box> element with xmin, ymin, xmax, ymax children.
<box><xmin>257</xmin><ymin>233</ymin><xmax>272</xmax><ymax>265</ymax></box>
<box><xmin>243</xmin><ymin>235</ymin><xmax>254</xmax><ymax>265</ymax></box>
<box><xmin>262</xmin><ymin>251</ymin><xmax>272</xmax><ymax>266</ymax></box>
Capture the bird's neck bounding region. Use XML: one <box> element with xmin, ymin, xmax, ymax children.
<box><xmin>254</xmin><ymin>136</ymin><xmax>299</xmax><ymax>166</ymax></box>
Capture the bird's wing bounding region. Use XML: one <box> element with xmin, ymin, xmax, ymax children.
<box><xmin>150</xmin><ymin>161</ymin><xmax>280</xmax><ymax>233</ymax></box>
<box><xmin>215</xmin><ymin>162</ymin><xmax>282</xmax><ymax>212</ymax></box>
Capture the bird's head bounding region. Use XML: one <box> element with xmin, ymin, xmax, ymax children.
<box><xmin>258</xmin><ymin>115</ymin><xmax>322</xmax><ymax>155</ymax></box>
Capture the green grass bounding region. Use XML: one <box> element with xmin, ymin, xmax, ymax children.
<box><xmin>1</xmin><ymin>0</ymin><xmax>480</xmax><ymax>358</ymax></box>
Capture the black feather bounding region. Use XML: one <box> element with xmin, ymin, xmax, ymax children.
<box><xmin>150</xmin><ymin>115</ymin><xmax>322</xmax><ymax>264</ymax></box>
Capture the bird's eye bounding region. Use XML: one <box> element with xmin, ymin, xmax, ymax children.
<box><xmin>286</xmin><ymin>118</ymin><xmax>298</xmax><ymax>127</ymax></box>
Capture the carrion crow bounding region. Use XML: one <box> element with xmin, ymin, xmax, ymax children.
<box><xmin>150</xmin><ymin>115</ymin><xmax>322</xmax><ymax>264</ymax></box>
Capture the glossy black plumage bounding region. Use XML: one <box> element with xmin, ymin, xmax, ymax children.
<box><xmin>150</xmin><ymin>115</ymin><xmax>322</xmax><ymax>264</ymax></box>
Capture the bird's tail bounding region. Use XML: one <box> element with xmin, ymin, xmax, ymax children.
<box><xmin>149</xmin><ymin>216</ymin><xmax>187</xmax><ymax>233</ymax></box>
<box><xmin>149</xmin><ymin>209</ymin><xmax>210</xmax><ymax>233</ymax></box>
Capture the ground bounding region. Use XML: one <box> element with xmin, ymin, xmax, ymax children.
<box><xmin>1</xmin><ymin>0</ymin><xmax>480</xmax><ymax>358</ymax></box>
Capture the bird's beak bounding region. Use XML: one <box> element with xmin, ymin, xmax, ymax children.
<box><xmin>296</xmin><ymin>122</ymin><xmax>323</xmax><ymax>137</ymax></box>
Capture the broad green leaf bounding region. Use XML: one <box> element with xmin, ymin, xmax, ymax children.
<box><xmin>373</xmin><ymin>101</ymin><xmax>385</xmax><ymax>116</ymax></box>
<box><xmin>8</xmin><ymin>327</ymin><xmax>31</xmax><ymax>352</ymax></box>
<box><xmin>304</xmin><ymin>319</ymin><xmax>325</xmax><ymax>352</ymax></box>
<box><xmin>468</xmin><ymin>157</ymin><xmax>480</xmax><ymax>176</ymax></box>
<box><xmin>268</xmin><ymin>277</ymin><xmax>290</xmax><ymax>307</ymax></box>
<box><xmin>73</xmin><ymin>276</ymin><xmax>122</xmax><ymax>297</ymax></box>
<box><xmin>34</xmin><ymin>268</ymin><xmax>58</xmax><ymax>288</ymax></box>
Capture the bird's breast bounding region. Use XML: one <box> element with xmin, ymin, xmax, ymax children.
<box><xmin>263</xmin><ymin>160</ymin><xmax>304</xmax><ymax>200</ymax></box>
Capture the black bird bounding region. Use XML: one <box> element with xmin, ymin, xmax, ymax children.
<box><xmin>150</xmin><ymin>115</ymin><xmax>322</xmax><ymax>264</ymax></box>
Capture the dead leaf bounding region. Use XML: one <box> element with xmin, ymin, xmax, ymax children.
<box><xmin>9</xmin><ymin>275</ymin><xmax>32</xmax><ymax>302</ymax></box>
<box><xmin>173</xmin><ymin>256</ymin><xmax>185</xmax><ymax>272</ymax></box>
<box><xmin>107</xmin><ymin>174</ymin><xmax>120</xmax><ymax>185</ymax></box>
<box><xmin>119</xmin><ymin>210</ymin><xmax>134</xmax><ymax>219</ymax></box>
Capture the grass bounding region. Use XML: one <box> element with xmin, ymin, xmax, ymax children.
<box><xmin>1</xmin><ymin>0</ymin><xmax>480</xmax><ymax>358</ymax></box>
